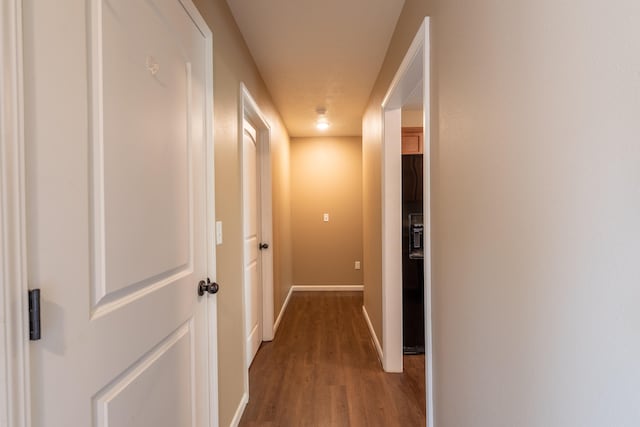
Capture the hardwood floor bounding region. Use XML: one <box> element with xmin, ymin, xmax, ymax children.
<box><xmin>239</xmin><ymin>291</ymin><xmax>426</xmax><ymax>427</ymax></box>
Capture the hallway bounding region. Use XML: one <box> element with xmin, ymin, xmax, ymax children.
<box><xmin>239</xmin><ymin>292</ymin><xmax>425</xmax><ymax>426</ymax></box>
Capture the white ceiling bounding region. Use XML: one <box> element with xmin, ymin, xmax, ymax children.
<box><xmin>226</xmin><ymin>0</ymin><xmax>405</xmax><ymax>137</ymax></box>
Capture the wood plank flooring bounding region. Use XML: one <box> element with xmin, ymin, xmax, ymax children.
<box><xmin>239</xmin><ymin>291</ymin><xmax>426</xmax><ymax>427</ymax></box>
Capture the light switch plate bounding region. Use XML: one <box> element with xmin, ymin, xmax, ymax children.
<box><xmin>323</xmin><ymin>213</ymin><xmax>329</xmax><ymax>222</ymax></box>
<box><xmin>216</xmin><ymin>221</ymin><xmax>223</xmax><ymax>245</ymax></box>
<box><xmin>355</xmin><ymin>261</ymin><xmax>361</xmax><ymax>270</ymax></box>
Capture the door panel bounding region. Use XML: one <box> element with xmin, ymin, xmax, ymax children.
<box><xmin>94</xmin><ymin>322</ymin><xmax>194</xmax><ymax>427</ymax></box>
<box><xmin>242</xmin><ymin>122</ymin><xmax>262</xmax><ymax>365</ymax></box>
<box><xmin>95</xmin><ymin>0</ymin><xmax>194</xmax><ymax>308</ymax></box>
<box><xmin>24</xmin><ymin>0</ymin><xmax>214</xmax><ymax>425</ymax></box>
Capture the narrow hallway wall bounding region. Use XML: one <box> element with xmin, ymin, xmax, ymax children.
<box><xmin>192</xmin><ymin>1</ymin><xmax>293</xmax><ymax>425</ymax></box>
<box><xmin>290</xmin><ymin>137</ymin><xmax>363</xmax><ymax>287</ymax></box>
<box><xmin>361</xmin><ymin>0</ymin><xmax>434</xmax><ymax>351</ymax></box>
<box><xmin>431</xmin><ymin>0</ymin><xmax>640</xmax><ymax>425</ymax></box>
<box><xmin>363</xmin><ymin>0</ymin><xmax>640</xmax><ymax>425</ymax></box>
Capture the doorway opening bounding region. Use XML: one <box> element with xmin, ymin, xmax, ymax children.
<box><xmin>239</xmin><ymin>83</ymin><xmax>274</xmax><ymax>399</ymax></box>
<box><xmin>400</xmin><ymin>109</ymin><xmax>425</xmax><ymax>356</ymax></box>
<box><xmin>380</xmin><ymin>17</ymin><xmax>433</xmax><ymax>427</ymax></box>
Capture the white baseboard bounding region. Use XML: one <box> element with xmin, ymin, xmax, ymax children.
<box><xmin>229</xmin><ymin>392</ymin><xmax>249</xmax><ymax>427</ymax></box>
<box><xmin>273</xmin><ymin>285</ymin><xmax>294</xmax><ymax>335</ymax></box>
<box><xmin>291</xmin><ymin>284</ymin><xmax>364</xmax><ymax>292</ymax></box>
<box><xmin>362</xmin><ymin>305</ymin><xmax>383</xmax><ymax>366</ymax></box>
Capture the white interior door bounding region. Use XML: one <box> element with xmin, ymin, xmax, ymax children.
<box><xmin>24</xmin><ymin>0</ymin><xmax>217</xmax><ymax>426</ymax></box>
<box><xmin>242</xmin><ymin>120</ymin><xmax>263</xmax><ymax>365</ymax></box>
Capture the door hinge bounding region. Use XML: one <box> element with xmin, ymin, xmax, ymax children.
<box><xmin>28</xmin><ymin>289</ymin><xmax>41</xmax><ymax>341</ymax></box>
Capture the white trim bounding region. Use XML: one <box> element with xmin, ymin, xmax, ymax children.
<box><xmin>240</xmin><ymin>82</ymin><xmax>274</xmax><ymax>341</ymax></box>
<box><xmin>381</xmin><ymin>22</ymin><xmax>426</xmax><ymax>110</ymax></box>
<box><xmin>1</xmin><ymin>1</ymin><xmax>30</xmax><ymax>426</ymax></box>
<box><xmin>273</xmin><ymin>285</ymin><xmax>293</xmax><ymax>335</ymax></box>
<box><xmin>380</xmin><ymin>17</ymin><xmax>434</xmax><ymax>427</ymax></box>
<box><xmin>381</xmin><ymin>107</ymin><xmax>403</xmax><ymax>373</ymax></box>
<box><xmin>228</xmin><ymin>392</ymin><xmax>249</xmax><ymax>427</ymax></box>
<box><xmin>238</xmin><ymin>83</ymin><xmax>274</xmax><ymax>406</ymax></box>
<box><xmin>422</xmin><ymin>20</ymin><xmax>434</xmax><ymax>427</ymax></box>
<box><xmin>291</xmin><ymin>285</ymin><xmax>364</xmax><ymax>292</ymax></box>
<box><xmin>362</xmin><ymin>305</ymin><xmax>383</xmax><ymax>366</ymax></box>
<box><xmin>381</xmin><ymin>21</ymin><xmax>427</xmax><ymax>372</ymax></box>
<box><xmin>177</xmin><ymin>3</ymin><xmax>219</xmax><ymax>425</ymax></box>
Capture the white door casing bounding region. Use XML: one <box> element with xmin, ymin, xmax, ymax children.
<box><xmin>380</xmin><ymin>17</ymin><xmax>433</xmax><ymax>427</ymax></box>
<box><xmin>1</xmin><ymin>1</ymin><xmax>31</xmax><ymax>426</ymax></box>
<box><xmin>242</xmin><ymin>120</ymin><xmax>263</xmax><ymax>366</ymax></box>
<box><xmin>239</xmin><ymin>84</ymin><xmax>274</xmax><ymax>401</ymax></box>
<box><xmin>23</xmin><ymin>0</ymin><xmax>217</xmax><ymax>426</ymax></box>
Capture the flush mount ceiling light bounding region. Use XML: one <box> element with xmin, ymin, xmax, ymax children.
<box><xmin>315</xmin><ymin>107</ymin><xmax>330</xmax><ymax>131</ymax></box>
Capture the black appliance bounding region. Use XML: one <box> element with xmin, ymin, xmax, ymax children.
<box><xmin>402</xmin><ymin>154</ymin><xmax>425</xmax><ymax>354</ymax></box>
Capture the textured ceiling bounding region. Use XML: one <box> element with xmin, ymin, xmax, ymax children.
<box><xmin>226</xmin><ymin>0</ymin><xmax>405</xmax><ymax>137</ymax></box>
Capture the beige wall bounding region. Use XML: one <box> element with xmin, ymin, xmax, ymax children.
<box><xmin>365</xmin><ymin>0</ymin><xmax>640</xmax><ymax>425</ymax></box>
<box><xmin>271</xmin><ymin>129</ymin><xmax>293</xmax><ymax>317</ymax></box>
<box><xmin>432</xmin><ymin>1</ymin><xmax>640</xmax><ymax>425</ymax></box>
<box><xmin>191</xmin><ymin>1</ymin><xmax>293</xmax><ymax>425</ymax></box>
<box><xmin>402</xmin><ymin>108</ymin><xmax>423</xmax><ymax>127</ymax></box>
<box><xmin>362</xmin><ymin>0</ymin><xmax>434</xmax><ymax>349</ymax></box>
<box><xmin>290</xmin><ymin>137</ymin><xmax>363</xmax><ymax>286</ymax></box>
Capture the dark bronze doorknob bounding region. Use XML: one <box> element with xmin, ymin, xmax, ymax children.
<box><xmin>259</xmin><ymin>243</ymin><xmax>269</xmax><ymax>250</ymax></box>
<box><xmin>198</xmin><ymin>278</ymin><xmax>219</xmax><ymax>296</ymax></box>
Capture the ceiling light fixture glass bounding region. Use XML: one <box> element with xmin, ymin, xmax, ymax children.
<box><xmin>316</xmin><ymin>119</ymin><xmax>330</xmax><ymax>131</ymax></box>
<box><xmin>316</xmin><ymin>107</ymin><xmax>330</xmax><ymax>131</ymax></box>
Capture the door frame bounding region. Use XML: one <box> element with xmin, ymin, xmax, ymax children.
<box><xmin>1</xmin><ymin>1</ymin><xmax>30</xmax><ymax>426</ymax></box>
<box><xmin>238</xmin><ymin>83</ymin><xmax>274</xmax><ymax>396</ymax></box>
<box><xmin>192</xmin><ymin>1</ymin><xmax>219</xmax><ymax>424</ymax></box>
<box><xmin>0</xmin><ymin>1</ymin><xmax>219</xmax><ymax>426</ymax></box>
<box><xmin>380</xmin><ymin>17</ymin><xmax>433</xmax><ymax>427</ymax></box>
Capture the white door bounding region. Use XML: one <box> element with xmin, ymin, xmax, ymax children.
<box><xmin>24</xmin><ymin>0</ymin><xmax>217</xmax><ymax>426</ymax></box>
<box><xmin>242</xmin><ymin>120</ymin><xmax>263</xmax><ymax>365</ymax></box>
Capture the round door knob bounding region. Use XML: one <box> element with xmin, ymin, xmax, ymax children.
<box><xmin>198</xmin><ymin>278</ymin><xmax>219</xmax><ymax>296</ymax></box>
<box><xmin>259</xmin><ymin>243</ymin><xmax>269</xmax><ymax>250</ymax></box>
